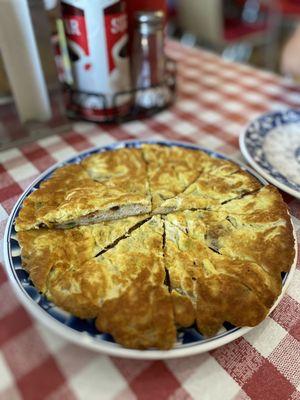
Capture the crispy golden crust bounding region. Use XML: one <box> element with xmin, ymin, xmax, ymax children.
<box><xmin>96</xmin><ymin>270</ymin><xmax>176</xmax><ymax>350</ymax></box>
<box><xmin>16</xmin><ymin>165</ymin><xmax>90</xmax><ymax>231</ymax></box>
<box><xmin>82</xmin><ymin>216</ymin><xmax>177</xmax><ymax>349</ymax></box>
<box><xmin>164</xmin><ymin>218</ymin><xmax>280</xmax><ymax>335</ymax></box>
<box><xmin>157</xmin><ymin>167</ymin><xmax>262</xmax><ymax>214</ymax></box>
<box><xmin>165</xmin><ymin>186</ymin><xmax>295</xmax><ymax>276</ymax></box>
<box><xmin>218</xmin><ymin>185</ymin><xmax>290</xmax><ymax>219</ymax></box>
<box><xmin>16</xmin><ymin>149</ymin><xmax>151</xmax><ymax>231</ymax></box>
<box><xmin>142</xmin><ymin>144</ymin><xmax>210</xmax><ymax>210</ymax></box>
<box><xmin>16</xmin><ymin>145</ymin><xmax>295</xmax><ymax>348</ymax></box>
<box><xmin>81</xmin><ymin>148</ymin><xmax>149</xmax><ymax>196</ymax></box>
<box><xmin>76</xmin><ymin>216</ymin><xmax>166</xmax><ymax>308</ymax></box>
<box><xmin>17</xmin><ymin>225</ymin><xmax>99</xmax><ymax>293</ymax></box>
<box><xmin>17</xmin><ymin>215</ymin><xmax>148</xmax><ymax>317</ymax></box>
<box><xmin>171</xmin><ymin>291</ymin><xmax>196</xmax><ymax>327</ymax></box>
<box><xmin>216</xmin><ymin>186</ymin><xmax>295</xmax><ymax>274</ymax></box>
<box><xmin>19</xmin><ymin>215</ymin><xmax>177</xmax><ymax>347</ymax></box>
<box><xmin>195</xmin><ymin>275</ymin><xmax>268</xmax><ymax>336</ymax></box>
<box><xmin>203</xmin><ymin>212</ymin><xmax>294</xmax><ymax>276</ymax></box>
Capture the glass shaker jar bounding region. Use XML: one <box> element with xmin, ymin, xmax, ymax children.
<box><xmin>131</xmin><ymin>11</ymin><xmax>169</xmax><ymax>109</ymax></box>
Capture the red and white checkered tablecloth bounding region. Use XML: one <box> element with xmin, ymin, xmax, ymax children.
<box><xmin>0</xmin><ymin>40</ymin><xmax>300</xmax><ymax>400</ymax></box>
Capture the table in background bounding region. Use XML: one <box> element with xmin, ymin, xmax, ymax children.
<box><xmin>0</xmin><ymin>41</ymin><xmax>300</xmax><ymax>400</ymax></box>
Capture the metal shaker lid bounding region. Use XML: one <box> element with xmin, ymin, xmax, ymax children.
<box><xmin>134</xmin><ymin>10</ymin><xmax>164</xmax><ymax>25</ymax></box>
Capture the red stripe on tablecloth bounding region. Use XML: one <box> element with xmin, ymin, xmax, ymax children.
<box><xmin>271</xmin><ymin>295</ymin><xmax>300</xmax><ymax>332</ymax></box>
<box><xmin>242</xmin><ymin>359</ymin><xmax>295</xmax><ymax>400</ymax></box>
<box><xmin>46</xmin><ymin>384</ymin><xmax>77</xmax><ymax>400</ymax></box>
<box><xmin>62</xmin><ymin>131</ymin><xmax>93</xmax><ymax>152</ymax></box>
<box><xmin>104</xmin><ymin>125</ymin><xmax>138</xmax><ymax>141</ymax></box>
<box><xmin>2</xmin><ymin>155</ymin><xmax>28</xmax><ymax>172</ymax></box>
<box><xmin>179</xmin><ymin>63</ymin><xmax>276</xmax><ymax>88</ymax></box>
<box><xmin>17</xmin><ymin>356</ymin><xmax>67</xmax><ymax>400</ymax></box>
<box><xmin>130</xmin><ymin>361</ymin><xmax>182</xmax><ymax>400</ymax></box>
<box><xmin>202</xmin><ymin>123</ymin><xmax>239</xmax><ymax>147</ymax></box>
<box><xmin>145</xmin><ymin>118</ymin><xmax>197</xmax><ymax>143</ymax></box>
<box><xmin>50</xmin><ymin>343</ymin><xmax>98</xmax><ymax>379</ymax></box>
<box><xmin>21</xmin><ymin>143</ymin><xmax>53</xmax><ymax>161</ymax></box>
<box><xmin>268</xmin><ymin>334</ymin><xmax>300</xmax><ymax>386</ymax></box>
<box><xmin>3</xmin><ymin>325</ymin><xmax>51</xmax><ymax>379</ymax></box>
<box><xmin>2</xmin><ymin>193</ymin><xmax>23</xmax><ymax>214</ymax></box>
<box><xmin>0</xmin><ymin>282</ymin><xmax>21</xmax><ymax>320</ymax></box>
<box><xmin>172</xmin><ymin>107</ymin><xmax>239</xmax><ymax>147</ymax></box>
<box><xmin>179</xmin><ymin>92</ymin><xmax>268</xmax><ymax>123</ymax></box>
<box><xmin>21</xmin><ymin>143</ymin><xmax>56</xmax><ymax>172</ymax></box>
<box><xmin>290</xmin><ymin>319</ymin><xmax>300</xmax><ymax>341</ymax></box>
<box><xmin>0</xmin><ymin>264</ymin><xmax>8</xmax><ymax>285</ymax></box>
<box><xmin>0</xmin><ymin>169</ymin><xmax>18</xmax><ymax>188</ymax></box>
<box><xmin>0</xmin><ymin>182</ymin><xmax>22</xmax><ymax>204</ymax></box>
<box><xmin>165</xmin><ymin>353</ymin><xmax>211</xmax><ymax>383</ymax></box>
<box><xmin>111</xmin><ymin>357</ymin><xmax>153</xmax><ymax>382</ymax></box>
<box><xmin>211</xmin><ymin>337</ymin><xmax>265</xmax><ymax>386</ymax></box>
<box><xmin>0</xmin><ymin>306</ymin><xmax>32</xmax><ymax>346</ymax></box>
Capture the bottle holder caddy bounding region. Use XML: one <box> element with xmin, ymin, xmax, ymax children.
<box><xmin>64</xmin><ymin>58</ymin><xmax>176</xmax><ymax>123</ymax></box>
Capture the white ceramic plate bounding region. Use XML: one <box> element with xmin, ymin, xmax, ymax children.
<box><xmin>240</xmin><ymin>109</ymin><xmax>300</xmax><ymax>199</ymax></box>
<box><xmin>3</xmin><ymin>140</ymin><xmax>297</xmax><ymax>359</ymax></box>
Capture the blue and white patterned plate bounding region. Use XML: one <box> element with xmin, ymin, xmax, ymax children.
<box><xmin>240</xmin><ymin>109</ymin><xmax>300</xmax><ymax>199</ymax></box>
<box><xmin>3</xmin><ymin>140</ymin><xmax>297</xmax><ymax>360</ymax></box>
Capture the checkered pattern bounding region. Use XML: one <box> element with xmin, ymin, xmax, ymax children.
<box><xmin>0</xmin><ymin>40</ymin><xmax>300</xmax><ymax>400</ymax></box>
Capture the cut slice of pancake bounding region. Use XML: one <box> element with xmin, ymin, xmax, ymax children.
<box><xmin>165</xmin><ymin>188</ymin><xmax>294</xmax><ymax>277</ymax></box>
<box><xmin>16</xmin><ymin>148</ymin><xmax>151</xmax><ymax>231</ymax></box>
<box><xmin>16</xmin><ymin>214</ymin><xmax>148</xmax><ymax>301</ymax></box>
<box><xmin>76</xmin><ymin>216</ymin><xmax>165</xmax><ymax>305</ymax></box>
<box><xmin>164</xmin><ymin>218</ymin><xmax>278</xmax><ymax>336</ymax></box>
<box><xmin>201</xmin><ymin>211</ymin><xmax>294</xmax><ymax>276</ymax></box>
<box><xmin>19</xmin><ymin>216</ymin><xmax>176</xmax><ymax>349</ymax></box>
<box><xmin>218</xmin><ymin>185</ymin><xmax>289</xmax><ymax>219</ymax></box>
<box><xmin>141</xmin><ymin>144</ymin><xmax>211</xmax><ymax>210</ymax></box>
<box><xmin>79</xmin><ymin>216</ymin><xmax>176</xmax><ymax>349</ymax></box>
<box><xmin>81</xmin><ymin>147</ymin><xmax>149</xmax><ymax>195</ymax></box>
<box><xmin>210</xmin><ymin>186</ymin><xmax>295</xmax><ymax>274</ymax></box>
<box><xmin>156</xmin><ymin>166</ymin><xmax>262</xmax><ymax>214</ymax></box>
<box><xmin>96</xmin><ymin>269</ymin><xmax>176</xmax><ymax>350</ymax></box>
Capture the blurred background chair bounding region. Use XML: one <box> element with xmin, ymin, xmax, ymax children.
<box><xmin>174</xmin><ymin>0</ymin><xmax>280</xmax><ymax>66</ymax></box>
<box><xmin>276</xmin><ymin>0</ymin><xmax>300</xmax><ymax>35</ymax></box>
<box><xmin>279</xmin><ymin>0</ymin><xmax>300</xmax><ymax>21</ymax></box>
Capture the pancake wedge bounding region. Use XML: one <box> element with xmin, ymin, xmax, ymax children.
<box><xmin>156</xmin><ymin>166</ymin><xmax>261</xmax><ymax>214</ymax></box>
<box><xmin>16</xmin><ymin>148</ymin><xmax>151</xmax><ymax>231</ymax></box>
<box><xmin>164</xmin><ymin>219</ymin><xmax>277</xmax><ymax>336</ymax></box>
<box><xmin>78</xmin><ymin>215</ymin><xmax>176</xmax><ymax>349</ymax></box>
<box><xmin>165</xmin><ymin>187</ymin><xmax>294</xmax><ymax>276</ymax></box>
<box><xmin>17</xmin><ymin>214</ymin><xmax>148</xmax><ymax>317</ymax></box>
<box><xmin>141</xmin><ymin>144</ymin><xmax>210</xmax><ymax>210</ymax></box>
<box><xmin>96</xmin><ymin>269</ymin><xmax>176</xmax><ymax>350</ymax></box>
<box><xmin>218</xmin><ymin>185</ymin><xmax>289</xmax><ymax>219</ymax></box>
<box><xmin>202</xmin><ymin>212</ymin><xmax>294</xmax><ymax>276</ymax></box>
<box><xmin>81</xmin><ymin>147</ymin><xmax>150</xmax><ymax>195</ymax></box>
<box><xmin>19</xmin><ymin>215</ymin><xmax>176</xmax><ymax>349</ymax></box>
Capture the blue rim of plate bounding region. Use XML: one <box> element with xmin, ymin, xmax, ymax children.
<box><xmin>240</xmin><ymin>109</ymin><xmax>300</xmax><ymax>199</ymax></box>
<box><xmin>3</xmin><ymin>140</ymin><xmax>297</xmax><ymax>359</ymax></box>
